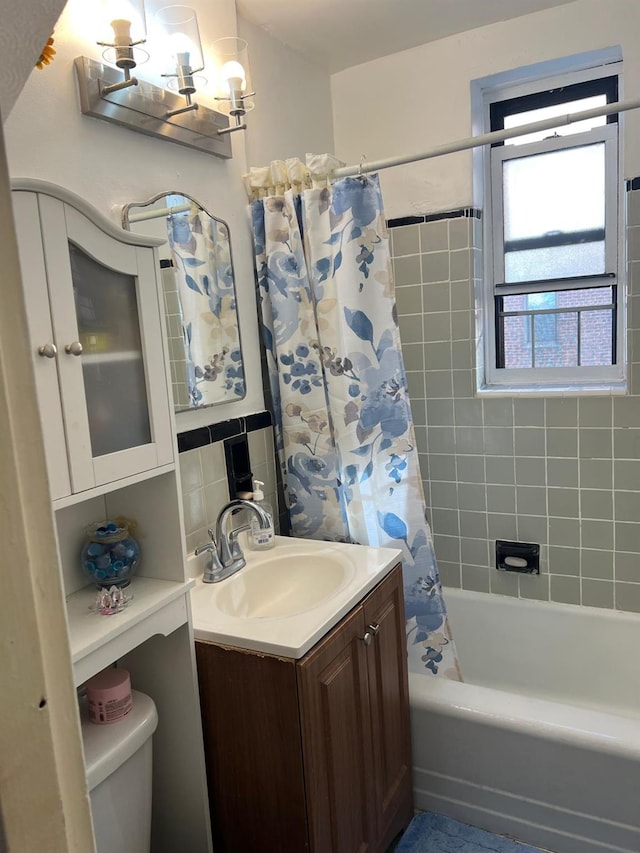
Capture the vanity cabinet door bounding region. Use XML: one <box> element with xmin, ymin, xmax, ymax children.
<box><xmin>297</xmin><ymin>604</ymin><xmax>377</xmax><ymax>853</ymax></box>
<box><xmin>16</xmin><ymin>191</ymin><xmax>173</xmax><ymax>497</ymax></box>
<box><xmin>362</xmin><ymin>565</ymin><xmax>413</xmax><ymax>852</ymax></box>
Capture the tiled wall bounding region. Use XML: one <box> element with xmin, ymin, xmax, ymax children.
<box><xmin>389</xmin><ymin>189</ymin><xmax>640</xmax><ymax>614</ymax></box>
<box><xmin>178</xmin><ymin>416</ymin><xmax>278</xmax><ymax>554</ymax></box>
<box><xmin>160</xmin><ymin>264</ymin><xmax>190</xmax><ymax>411</ymax></box>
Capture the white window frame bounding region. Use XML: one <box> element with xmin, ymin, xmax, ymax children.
<box><xmin>477</xmin><ymin>59</ymin><xmax>625</xmax><ymax>393</ymax></box>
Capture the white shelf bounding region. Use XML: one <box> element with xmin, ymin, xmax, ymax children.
<box><xmin>53</xmin><ymin>463</ymin><xmax>175</xmax><ymax>511</ymax></box>
<box><xmin>67</xmin><ymin>576</ymin><xmax>194</xmax><ymax>685</ymax></box>
<box><xmin>82</xmin><ymin>350</ymin><xmax>143</xmax><ymax>364</ymax></box>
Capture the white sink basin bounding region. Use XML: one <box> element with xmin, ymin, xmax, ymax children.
<box><xmin>189</xmin><ymin>535</ymin><xmax>402</xmax><ymax>659</ymax></box>
<box><xmin>215</xmin><ymin>550</ymin><xmax>353</xmax><ymax>618</ymax></box>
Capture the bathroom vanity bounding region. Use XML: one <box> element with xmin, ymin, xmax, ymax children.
<box><xmin>12</xmin><ymin>180</ymin><xmax>212</xmax><ymax>852</ymax></box>
<box><xmin>192</xmin><ymin>542</ymin><xmax>413</xmax><ymax>853</ymax></box>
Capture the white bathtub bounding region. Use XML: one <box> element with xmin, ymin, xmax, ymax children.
<box><xmin>410</xmin><ymin>588</ymin><xmax>640</xmax><ymax>853</ymax></box>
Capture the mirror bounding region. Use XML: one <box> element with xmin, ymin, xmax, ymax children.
<box><xmin>122</xmin><ymin>192</ymin><xmax>245</xmax><ymax>411</ymax></box>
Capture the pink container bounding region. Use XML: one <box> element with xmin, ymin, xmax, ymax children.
<box><xmin>85</xmin><ymin>668</ymin><xmax>133</xmax><ymax>725</ymax></box>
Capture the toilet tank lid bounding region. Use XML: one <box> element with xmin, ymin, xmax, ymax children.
<box><xmin>80</xmin><ymin>690</ymin><xmax>158</xmax><ymax>791</ymax></box>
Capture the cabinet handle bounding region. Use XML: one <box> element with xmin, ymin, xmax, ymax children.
<box><xmin>65</xmin><ymin>341</ymin><xmax>83</xmax><ymax>356</ymax></box>
<box><xmin>361</xmin><ymin>631</ymin><xmax>373</xmax><ymax>646</ymax></box>
<box><xmin>368</xmin><ymin>622</ymin><xmax>380</xmax><ymax>636</ymax></box>
<box><xmin>38</xmin><ymin>343</ymin><xmax>57</xmax><ymax>359</ymax></box>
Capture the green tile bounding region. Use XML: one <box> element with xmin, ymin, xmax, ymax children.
<box><xmin>398</xmin><ymin>314</ymin><xmax>424</xmax><ymax>344</ymax></box>
<box><xmin>433</xmin><ymin>534</ymin><xmax>461</xmax><ymax>563</ymax></box>
<box><xmin>614</xmin><ymin>490</ymin><xmax>640</xmax><ymax>522</ymax></box>
<box><xmin>452</xmin><ymin>370</ymin><xmax>475</xmax><ymax>398</ymax></box>
<box><xmin>451</xmin><ymin>281</ymin><xmax>472</xmax><ymax>311</ymax></box>
<box><xmin>579</xmin><ymin>428</ymin><xmax>612</xmax><ymax>459</ymax></box>
<box><xmin>431</xmin><ymin>508</ymin><xmax>460</xmax><ymax>537</ymax></box>
<box><xmin>582</xmin><ymin>519</ymin><xmax>614</xmax><ymax>550</ymax></box>
<box><xmin>614</xmin><ymin>551</ymin><xmax>640</xmax><ymax>583</ymax></box>
<box><xmin>456</xmin><ymin>455</ymin><xmax>485</xmax><ymax>483</ymax></box>
<box><xmin>395</xmin><ymin>283</ymin><xmax>423</xmax><ymax>315</ymax></box>
<box><xmin>517</xmin><ymin>486</ymin><xmax>547</xmax><ymax>516</ymax></box>
<box><xmin>580</xmin><ymin>458</ymin><xmax>612</xmax><ymax>489</ymax></box>
<box><xmin>613</xmin><ymin>428</ymin><xmax>640</xmax><ymax>459</ymax></box>
<box><xmin>548</xmin><ymin>517</ymin><xmax>580</xmax><ymax>547</ymax></box>
<box><xmin>487</xmin><ymin>484</ymin><xmax>516</xmax><ymax>513</ymax></box>
<box><xmin>411</xmin><ymin>398</ymin><xmax>427</xmax><ymax>425</ymax></box>
<box><xmin>548</xmin><ymin>545</ymin><xmax>580</xmax><ymax>575</ymax></box>
<box><xmin>581</xmin><ymin>488</ymin><xmax>613</xmax><ymax>520</ymax></box>
<box><xmin>514</xmin><ymin>427</ymin><xmax>546</xmax><ymax>457</ymax></box>
<box><xmin>427</xmin><ymin>399</ymin><xmax>454</xmax><ymax>426</ymax></box>
<box><xmin>461</xmin><ymin>537</ymin><xmax>489</xmax><ymax>566</ymax></box>
<box><xmin>548</xmin><ymin>487</ymin><xmax>579</xmax><ymax>518</ymax></box>
<box><xmin>458</xmin><ymin>482</ymin><xmax>486</xmax><ymax>512</ymax></box>
<box><xmin>546</xmin><ymin>398</ymin><xmax>577</xmax><ymax>427</ymax></box>
<box><xmin>490</xmin><ymin>569</ymin><xmax>519</xmax><ymax>596</ymax></box>
<box><xmin>519</xmin><ymin>573</ymin><xmax>550</xmax><ymax>601</ymax></box>
<box><xmin>419</xmin><ymin>220</ymin><xmax>449</xmax><ymax>253</ymax></box>
<box><xmin>421</xmin><ymin>251</ymin><xmax>450</xmax><ymax>283</ymax></box>
<box><xmin>425</xmin><ymin>341</ymin><xmax>452</xmax><ymax>370</ymax></box>
<box><xmin>428</xmin><ymin>427</ymin><xmax>455</xmax><ymax>454</ymax></box>
<box><xmin>452</xmin><ymin>339</ymin><xmax>472</xmax><ymax>369</ymax></box>
<box><xmin>391</xmin><ymin>224</ymin><xmax>420</xmax><ymax>256</ymax></box>
<box><xmin>485</xmin><ymin>456</ymin><xmax>515</xmax><ymax>484</ymax></box>
<box><xmin>615</xmin><ymin>521</ymin><xmax>640</xmax><ymax>552</ymax></box>
<box><xmin>579</xmin><ymin>397</ymin><xmax>612</xmax><ymax>428</ymax></box>
<box><xmin>450</xmin><ymin>250</ymin><xmax>470</xmax><ymax>281</ymax></box>
<box><xmin>459</xmin><ymin>511</ymin><xmax>488</xmax><ymax>539</ymax></box>
<box><xmin>451</xmin><ymin>310</ymin><xmax>472</xmax><ymax>341</ymax></box>
<box><xmin>393</xmin><ymin>254</ymin><xmax>422</xmax><ymax>285</ymax></box>
<box><xmin>617</xmin><ymin>397</ymin><xmax>640</xmax><ymax>429</ymax></box>
<box><xmin>461</xmin><ymin>564</ymin><xmax>490</xmax><ymax>593</ymax></box>
<box><xmin>438</xmin><ymin>561</ymin><xmax>461</xmax><ymax>588</ymax></box>
<box><xmin>547</xmin><ymin>428</ymin><xmax>577</xmax><ymax>458</ymax></box>
<box><xmin>517</xmin><ymin>515</ymin><xmax>548</xmax><ymax>544</ymax></box>
<box><xmin>581</xmin><ymin>549</ymin><xmax>613</xmax><ymax>580</ymax></box>
<box><xmin>423</xmin><ymin>281</ymin><xmax>450</xmax><ymax>313</ymax></box>
<box><xmin>550</xmin><ymin>575</ymin><xmax>581</xmax><ymax>605</ymax></box>
<box><xmin>615</xmin><ymin>582</ymin><xmax>640</xmax><ymax>612</ymax></box>
<box><xmin>546</xmin><ymin>458</ymin><xmax>578</xmax><ymax>487</ymax></box>
<box><xmin>514</xmin><ymin>399</ymin><xmax>545</xmax><ymax>427</ymax></box>
<box><xmin>448</xmin><ymin>217</ymin><xmax>470</xmax><ymax>250</ymax></box>
<box><xmin>428</xmin><ymin>454</ymin><xmax>457</xmax><ymax>481</ymax></box>
<box><xmin>454</xmin><ymin>398</ymin><xmax>483</xmax><ymax>426</ymax></box>
<box><xmin>454</xmin><ymin>427</ymin><xmax>483</xmax><ymax>455</ymax></box>
<box><xmin>483</xmin><ymin>399</ymin><xmax>514</xmax><ymax>427</ymax></box>
<box><xmin>581</xmin><ymin>579</ymin><xmax>614</xmax><ymax>609</ymax></box>
<box><xmin>516</xmin><ymin>458</ymin><xmax>546</xmax><ymax>486</ymax></box>
<box><xmin>402</xmin><ymin>342</ymin><xmax>425</xmax><ymax>372</ymax></box>
<box><xmin>488</xmin><ymin>513</ymin><xmax>518</xmax><ymax>541</ymax></box>
<box><xmin>484</xmin><ymin>427</ymin><xmax>514</xmax><ymax>456</ymax></box>
<box><xmin>431</xmin><ymin>480</ymin><xmax>458</xmax><ymax>509</ymax></box>
<box><xmin>406</xmin><ymin>371</ymin><xmax>425</xmax><ymax>401</ymax></box>
<box><xmin>424</xmin><ymin>311</ymin><xmax>450</xmax><ymax>342</ymax></box>
<box><xmin>426</xmin><ymin>370</ymin><xmax>454</xmax><ymax>398</ymax></box>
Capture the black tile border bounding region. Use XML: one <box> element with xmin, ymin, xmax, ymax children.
<box><xmin>626</xmin><ymin>177</ymin><xmax>640</xmax><ymax>191</ymax></box>
<box><xmin>177</xmin><ymin>410</ymin><xmax>273</xmax><ymax>454</ymax></box>
<box><xmin>387</xmin><ymin>207</ymin><xmax>482</xmax><ymax>229</ymax></box>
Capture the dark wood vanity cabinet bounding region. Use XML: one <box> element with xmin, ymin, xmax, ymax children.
<box><xmin>195</xmin><ymin>563</ymin><xmax>413</xmax><ymax>853</ymax></box>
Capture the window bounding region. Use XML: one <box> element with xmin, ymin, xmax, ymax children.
<box><xmin>480</xmin><ymin>62</ymin><xmax>624</xmax><ymax>390</ymax></box>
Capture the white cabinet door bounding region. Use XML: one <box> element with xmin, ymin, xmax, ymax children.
<box><xmin>16</xmin><ymin>190</ymin><xmax>174</xmax><ymax>497</ymax></box>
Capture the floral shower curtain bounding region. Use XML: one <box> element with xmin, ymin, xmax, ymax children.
<box><xmin>246</xmin><ymin>156</ymin><xmax>459</xmax><ymax>678</ymax></box>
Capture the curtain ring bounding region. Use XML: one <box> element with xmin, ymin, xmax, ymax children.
<box><xmin>359</xmin><ymin>154</ymin><xmax>367</xmax><ymax>177</ymax></box>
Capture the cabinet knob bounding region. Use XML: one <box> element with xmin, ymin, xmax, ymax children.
<box><xmin>37</xmin><ymin>343</ymin><xmax>57</xmax><ymax>359</ymax></box>
<box><xmin>65</xmin><ymin>341</ymin><xmax>83</xmax><ymax>356</ymax></box>
<box><xmin>362</xmin><ymin>631</ymin><xmax>373</xmax><ymax>646</ymax></box>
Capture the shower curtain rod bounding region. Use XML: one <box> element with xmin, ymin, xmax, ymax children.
<box><xmin>128</xmin><ymin>202</ymin><xmax>192</xmax><ymax>223</ymax></box>
<box><xmin>332</xmin><ymin>95</ymin><xmax>640</xmax><ymax>178</ymax></box>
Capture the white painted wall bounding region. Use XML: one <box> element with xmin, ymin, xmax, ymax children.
<box><xmin>4</xmin><ymin>0</ymin><xmax>334</xmax><ymax>432</ymax></box>
<box><xmin>330</xmin><ymin>0</ymin><xmax>640</xmax><ymax>219</ymax></box>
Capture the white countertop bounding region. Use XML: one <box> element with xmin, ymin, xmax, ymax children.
<box><xmin>189</xmin><ymin>535</ymin><xmax>402</xmax><ymax>659</ymax></box>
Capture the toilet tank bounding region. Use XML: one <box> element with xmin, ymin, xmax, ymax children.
<box><xmin>81</xmin><ymin>690</ymin><xmax>158</xmax><ymax>853</ymax></box>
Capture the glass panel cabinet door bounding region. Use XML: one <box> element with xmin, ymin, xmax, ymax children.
<box><xmin>36</xmin><ymin>195</ymin><xmax>173</xmax><ymax>495</ymax></box>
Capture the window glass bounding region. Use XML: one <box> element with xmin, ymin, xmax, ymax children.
<box><xmin>503</xmin><ymin>95</ymin><xmax>608</xmax><ymax>145</ymax></box>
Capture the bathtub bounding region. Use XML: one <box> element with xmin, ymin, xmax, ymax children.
<box><xmin>410</xmin><ymin>587</ymin><xmax>640</xmax><ymax>853</ymax></box>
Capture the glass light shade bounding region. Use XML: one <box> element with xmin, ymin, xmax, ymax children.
<box><xmin>98</xmin><ymin>0</ymin><xmax>147</xmax><ymax>45</ymax></box>
<box><xmin>212</xmin><ymin>37</ymin><xmax>254</xmax><ymax>114</ymax></box>
<box><xmin>156</xmin><ymin>5</ymin><xmax>204</xmax><ymax>77</ymax></box>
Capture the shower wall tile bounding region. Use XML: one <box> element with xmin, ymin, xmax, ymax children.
<box><xmin>389</xmin><ymin>190</ymin><xmax>640</xmax><ymax>613</ymax></box>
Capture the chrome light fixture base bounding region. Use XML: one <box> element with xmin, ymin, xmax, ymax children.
<box><xmin>74</xmin><ymin>56</ymin><xmax>232</xmax><ymax>159</ymax></box>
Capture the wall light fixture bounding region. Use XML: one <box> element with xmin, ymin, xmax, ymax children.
<box><xmin>74</xmin><ymin>2</ymin><xmax>254</xmax><ymax>158</ymax></box>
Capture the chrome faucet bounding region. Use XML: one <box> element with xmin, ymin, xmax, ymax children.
<box><xmin>194</xmin><ymin>499</ymin><xmax>272</xmax><ymax>583</ymax></box>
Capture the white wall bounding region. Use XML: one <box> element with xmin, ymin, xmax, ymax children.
<box><xmin>331</xmin><ymin>0</ymin><xmax>640</xmax><ymax>219</ymax></box>
<box><xmin>4</xmin><ymin>0</ymin><xmax>334</xmax><ymax>432</ymax></box>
